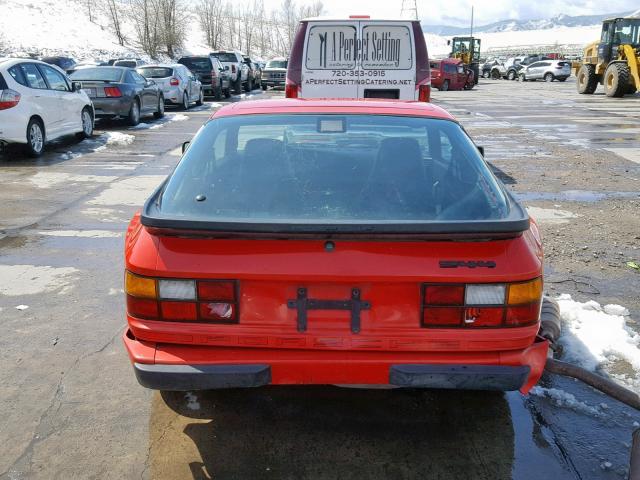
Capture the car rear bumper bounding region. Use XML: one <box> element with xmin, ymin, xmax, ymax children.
<box><xmin>123</xmin><ymin>329</ymin><xmax>548</xmax><ymax>393</ymax></box>
<box><xmin>92</xmin><ymin>97</ymin><xmax>132</xmax><ymax>117</ymax></box>
<box><xmin>263</xmin><ymin>80</ymin><xmax>285</xmax><ymax>88</ymax></box>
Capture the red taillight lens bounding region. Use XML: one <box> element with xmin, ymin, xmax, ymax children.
<box><xmin>127</xmin><ymin>295</ymin><xmax>159</xmax><ymax>319</ymax></box>
<box><xmin>169</xmin><ymin>77</ymin><xmax>179</xmax><ymax>86</ymax></box>
<box><xmin>231</xmin><ymin>65</ymin><xmax>236</xmax><ymax>73</ymax></box>
<box><xmin>160</xmin><ymin>301</ymin><xmax>197</xmax><ymax>321</ymax></box>
<box><xmin>424</xmin><ymin>285</ymin><xmax>464</xmax><ymax>305</ymax></box>
<box><xmin>199</xmin><ymin>302</ymin><xmax>236</xmax><ymax>322</ymax></box>
<box><xmin>506</xmin><ymin>301</ymin><xmax>541</xmax><ymax>326</ymax></box>
<box><xmin>285</xmin><ymin>82</ymin><xmax>298</xmax><ymax>98</ymax></box>
<box><xmin>198</xmin><ymin>281</ymin><xmax>236</xmax><ymax>301</ymax></box>
<box><xmin>0</xmin><ymin>89</ymin><xmax>21</xmax><ymax>110</ymax></box>
<box><xmin>418</xmin><ymin>84</ymin><xmax>431</xmax><ymax>102</ymax></box>
<box><xmin>211</xmin><ymin>70</ymin><xmax>217</xmax><ymax>78</ymax></box>
<box><xmin>423</xmin><ymin>307</ymin><xmax>462</xmax><ymax>326</ymax></box>
<box><xmin>104</xmin><ymin>86</ymin><xmax>122</xmax><ymax>97</ymax></box>
<box><xmin>464</xmin><ymin>307</ymin><xmax>504</xmax><ymax>327</ymax></box>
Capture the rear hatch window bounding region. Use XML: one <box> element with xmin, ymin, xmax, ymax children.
<box><xmin>138</xmin><ymin>67</ymin><xmax>173</xmax><ymax>78</ymax></box>
<box><xmin>145</xmin><ymin>114</ymin><xmax>528</xmax><ymax>234</ymax></box>
<box><xmin>266</xmin><ymin>60</ymin><xmax>287</xmax><ymax>69</ymax></box>
<box><xmin>212</xmin><ymin>53</ymin><xmax>238</xmax><ymax>63</ymax></box>
<box><xmin>179</xmin><ymin>58</ymin><xmax>211</xmax><ymax>71</ymax></box>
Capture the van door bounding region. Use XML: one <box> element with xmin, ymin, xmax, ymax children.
<box><xmin>302</xmin><ymin>21</ymin><xmax>360</xmax><ymax>98</ymax></box>
<box><xmin>359</xmin><ymin>21</ymin><xmax>415</xmax><ymax>100</ymax></box>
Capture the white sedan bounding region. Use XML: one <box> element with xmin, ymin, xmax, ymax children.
<box><xmin>0</xmin><ymin>58</ymin><xmax>94</xmax><ymax>157</ymax></box>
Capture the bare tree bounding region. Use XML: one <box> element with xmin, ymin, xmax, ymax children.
<box><xmin>157</xmin><ymin>0</ymin><xmax>187</xmax><ymax>57</ymax></box>
<box><xmin>198</xmin><ymin>0</ymin><xmax>225</xmax><ymax>50</ymax></box>
<box><xmin>129</xmin><ymin>0</ymin><xmax>162</xmax><ymax>58</ymax></box>
<box><xmin>103</xmin><ymin>0</ymin><xmax>127</xmax><ymax>46</ymax></box>
<box><xmin>81</xmin><ymin>0</ymin><xmax>96</xmax><ymax>23</ymax></box>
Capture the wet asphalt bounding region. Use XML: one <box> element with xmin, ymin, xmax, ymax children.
<box><xmin>0</xmin><ymin>82</ymin><xmax>639</xmax><ymax>479</ymax></box>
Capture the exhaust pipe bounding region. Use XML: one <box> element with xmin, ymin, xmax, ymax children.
<box><xmin>539</xmin><ymin>296</ymin><xmax>561</xmax><ymax>344</ymax></box>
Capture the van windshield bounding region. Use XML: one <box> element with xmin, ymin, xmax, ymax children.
<box><xmin>157</xmin><ymin>114</ymin><xmax>510</xmax><ymax>225</ymax></box>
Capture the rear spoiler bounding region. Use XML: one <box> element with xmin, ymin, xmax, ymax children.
<box><xmin>141</xmin><ymin>183</ymin><xmax>530</xmax><ymax>239</ymax></box>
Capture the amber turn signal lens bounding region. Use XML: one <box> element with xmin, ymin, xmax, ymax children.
<box><xmin>508</xmin><ymin>278</ymin><xmax>542</xmax><ymax>305</ymax></box>
<box><xmin>125</xmin><ymin>271</ymin><xmax>157</xmax><ymax>299</ymax></box>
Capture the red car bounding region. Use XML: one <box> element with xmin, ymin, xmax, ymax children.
<box><xmin>123</xmin><ymin>99</ymin><xmax>547</xmax><ymax>394</ymax></box>
<box><xmin>431</xmin><ymin>59</ymin><xmax>475</xmax><ymax>91</ymax></box>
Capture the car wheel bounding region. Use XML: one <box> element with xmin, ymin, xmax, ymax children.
<box><xmin>518</xmin><ymin>74</ymin><xmax>526</xmax><ymax>82</ymax></box>
<box><xmin>234</xmin><ymin>76</ymin><xmax>242</xmax><ymax>94</ymax></box>
<box><xmin>180</xmin><ymin>92</ymin><xmax>189</xmax><ymax>110</ymax></box>
<box><xmin>507</xmin><ymin>70</ymin><xmax>516</xmax><ymax>81</ymax></box>
<box><xmin>245</xmin><ymin>77</ymin><xmax>253</xmax><ymax>92</ymax></box>
<box><xmin>491</xmin><ymin>69</ymin><xmax>501</xmax><ymax>80</ymax></box>
<box><xmin>127</xmin><ymin>99</ymin><xmax>140</xmax><ymax>126</ymax></box>
<box><xmin>262</xmin><ymin>84</ymin><xmax>267</xmax><ymax>91</ymax></box>
<box><xmin>196</xmin><ymin>89</ymin><xmax>204</xmax><ymax>106</ymax></box>
<box><xmin>224</xmin><ymin>88</ymin><xmax>231</xmax><ymax>98</ymax></box>
<box><xmin>214</xmin><ymin>84</ymin><xmax>222</xmax><ymax>101</ymax></box>
<box><xmin>76</xmin><ymin>107</ymin><xmax>94</xmax><ymax>140</ymax></box>
<box><xmin>25</xmin><ymin>118</ymin><xmax>45</xmax><ymax>157</ymax></box>
<box><xmin>544</xmin><ymin>73</ymin><xmax>554</xmax><ymax>82</ymax></box>
<box><xmin>441</xmin><ymin>80</ymin><xmax>449</xmax><ymax>91</ymax></box>
<box><xmin>154</xmin><ymin>95</ymin><xmax>165</xmax><ymax>119</ymax></box>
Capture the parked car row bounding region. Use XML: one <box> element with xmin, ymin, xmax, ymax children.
<box><xmin>487</xmin><ymin>54</ymin><xmax>572</xmax><ymax>82</ymax></box>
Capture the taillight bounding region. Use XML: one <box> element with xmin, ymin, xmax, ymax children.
<box><xmin>211</xmin><ymin>69</ymin><xmax>217</xmax><ymax>78</ymax></box>
<box><xmin>422</xmin><ymin>278</ymin><xmax>542</xmax><ymax>328</ymax></box>
<box><xmin>104</xmin><ymin>86</ymin><xmax>122</xmax><ymax>97</ymax></box>
<box><xmin>285</xmin><ymin>81</ymin><xmax>298</xmax><ymax>98</ymax></box>
<box><xmin>231</xmin><ymin>65</ymin><xmax>236</xmax><ymax>73</ymax></box>
<box><xmin>125</xmin><ymin>271</ymin><xmax>238</xmax><ymax>323</ymax></box>
<box><xmin>0</xmin><ymin>89</ymin><xmax>21</xmax><ymax>110</ymax></box>
<box><xmin>169</xmin><ymin>77</ymin><xmax>180</xmax><ymax>85</ymax></box>
<box><xmin>418</xmin><ymin>84</ymin><xmax>431</xmax><ymax>102</ymax></box>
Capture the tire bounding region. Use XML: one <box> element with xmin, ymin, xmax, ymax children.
<box><xmin>76</xmin><ymin>107</ymin><xmax>93</xmax><ymax>140</ymax></box>
<box><xmin>234</xmin><ymin>76</ymin><xmax>242</xmax><ymax>94</ymax></box>
<box><xmin>154</xmin><ymin>95</ymin><xmax>165</xmax><ymax>119</ymax></box>
<box><xmin>196</xmin><ymin>89</ymin><xmax>204</xmax><ymax>106</ymax></box>
<box><xmin>604</xmin><ymin>62</ymin><xmax>631</xmax><ymax>98</ymax></box>
<box><xmin>224</xmin><ymin>88</ymin><xmax>231</xmax><ymax>98</ymax></box>
<box><xmin>245</xmin><ymin>77</ymin><xmax>253</xmax><ymax>92</ymax></box>
<box><xmin>507</xmin><ymin>70</ymin><xmax>516</xmax><ymax>81</ymax></box>
<box><xmin>491</xmin><ymin>69</ymin><xmax>501</xmax><ymax>80</ymax></box>
<box><xmin>25</xmin><ymin>118</ymin><xmax>45</xmax><ymax>157</ymax></box>
<box><xmin>441</xmin><ymin>80</ymin><xmax>449</xmax><ymax>91</ymax></box>
<box><xmin>180</xmin><ymin>92</ymin><xmax>189</xmax><ymax>110</ymax></box>
<box><xmin>127</xmin><ymin>99</ymin><xmax>140</xmax><ymax>126</ymax></box>
<box><xmin>518</xmin><ymin>74</ymin><xmax>526</xmax><ymax>82</ymax></box>
<box><xmin>214</xmin><ymin>83</ymin><xmax>222</xmax><ymax>101</ymax></box>
<box><xmin>544</xmin><ymin>73</ymin><xmax>554</xmax><ymax>82</ymax></box>
<box><xmin>262</xmin><ymin>84</ymin><xmax>267</xmax><ymax>90</ymax></box>
<box><xmin>577</xmin><ymin>64</ymin><xmax>598</xmax><ymax>94</ymax></box>
<box><xmin>482</xmin><ymin>70</ymin><xmax>489</xmax><ymax>78</ymax></box>
<box><xmin>558</xmin><ymin>77</ymin><xmax>567</xmax><ymax>82</ymax></box>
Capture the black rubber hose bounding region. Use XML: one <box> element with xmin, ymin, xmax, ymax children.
<box><xmin>545</xmin><ymin>358</ymin><xmax>640</xmax><ymax>411</ymax></box>
<box><xmin>631</xmin><ymin>429</ymin><xmax>640</xmax><ymax>480</ymax></box>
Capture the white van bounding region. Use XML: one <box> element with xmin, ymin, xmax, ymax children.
<box><xmin>286</xmin><ymin>16</ymin><xmax>431</xmax><ymax>101</ymax></box>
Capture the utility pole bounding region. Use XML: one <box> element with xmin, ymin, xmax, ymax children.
<box><xmin>470</xmin><ymin>5</ymin><xmax>474</xmax><ymax>37</ymax></box>
<box><xmin>400</xmin><ymin>0</ymin><xmax>418</xmax><ymax>21</ymax></box>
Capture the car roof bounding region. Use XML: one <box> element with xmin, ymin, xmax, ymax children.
<box><xmin>211</xmin><ymin>99</ymin><xmax>455</xmax><ymax>121</ymax></box>
<box><xmin>0</xmin><ymin>57</ymin><xmax>67</xmax><ymax>73</ymax></box>
<box><xmin>139</xmin><ymin>64</ymin><xmax>179</xmax><ymax>68</ymax></box>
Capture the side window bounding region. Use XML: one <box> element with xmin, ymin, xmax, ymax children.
<box><xmin>38</xmin><ymin>64</ymin><xmax>69</xmax><ymax>91</ymax></box>
<box><xmin>601</xmin><ymin>23</ymin><xmax>611</xmax><ymax>43</ymax></box>
<box><xmin>125</xmin><ymin>71</ymin><xmax>136</xmax><ymax>84</ymax></box>
<box><xmin>528</xmin><ymin>62</ymin><xmax>541</xmax><ymax>69</ymax></box>
<box><xmin>20</xmin><ymin>63</ymin><xmax>48</xmax><ymax>89</ymax></box>
<box><xmin>132</xmin><ymin>72</ymin><xmax>146</xmax><ymax>84</ymax></box>
<box><xmin>8</xmin><ymin>65</ymin><xmax>28</xmax><ymax>87</ymax></box>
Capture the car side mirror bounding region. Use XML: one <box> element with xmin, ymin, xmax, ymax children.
<box><xmin>477</xmin><ymin>146</ymin><xmax>485</xmax><ymax>157</ymax></box>
<box><xmin>182</xmin><ymin>141</ymin><xmax>190</xmax><ymax>154</ymax></box>
<box><xmin>72</xmin><ymin>81</ymin><xmax>82</xmax><ymax>92</ymax></box>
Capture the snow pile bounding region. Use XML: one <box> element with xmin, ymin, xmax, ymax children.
<box><xmin>104</xmin><ymin>132</ymin><xmax>135</xmax><ymax>147</ymax></box>
<box><xmin>530</xmin><ymin>386</ymin><xmax>603</xmax><ymax>416</ymax></box>
<box><xmin>556</xmin><ymin>294</ymin><xmax>640</xmax><ymax>387</ymax></box>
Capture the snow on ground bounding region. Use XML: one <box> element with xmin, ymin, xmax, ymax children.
<box><xmin>556</xmin><ymin>294</ymin><xmax>640</xmax><ymax>389</ymax></box>
<box><xmin>129</xmin><ymin>113</ymin><xmax>189</xmax><ymax>131</ymax></box>
<box><xmin>530</xmin><ymin>386</ymin><xmax>604</xmax><ymax>416</ymax></box>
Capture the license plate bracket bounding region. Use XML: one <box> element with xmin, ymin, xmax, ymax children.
<box><xmin>287</xmin><ymin>288</ymin><xmax>371</xmax><ymax>334</ymax></box>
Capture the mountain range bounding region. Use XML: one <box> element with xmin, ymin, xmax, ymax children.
<box><xmin>422</xmin><ymin>11</ymin><xmax>634</xmax><ymax>36</ymax></box>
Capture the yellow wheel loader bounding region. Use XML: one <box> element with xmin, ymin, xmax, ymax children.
<box><xmin>576</xmin><ymin>14</ymin><xmax>640</xmax><ymax>97</ymax></box>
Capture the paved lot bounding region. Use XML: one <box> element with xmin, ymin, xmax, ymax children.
<box><xmin>0</xmin><ymin>82</ymin><xmax>639</xmax><ymax>479</ymax></box>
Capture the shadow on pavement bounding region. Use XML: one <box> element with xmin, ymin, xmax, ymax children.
<box><xmin>149</xmin><ymin>386</ymin><xmax>514</xmax><ymax>480</ymax></box>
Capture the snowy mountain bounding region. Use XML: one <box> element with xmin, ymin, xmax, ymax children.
<box><xmin>423</xmin><ymin>11</ymin><xmax>633</xmax><ymax>36</ymax></box>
